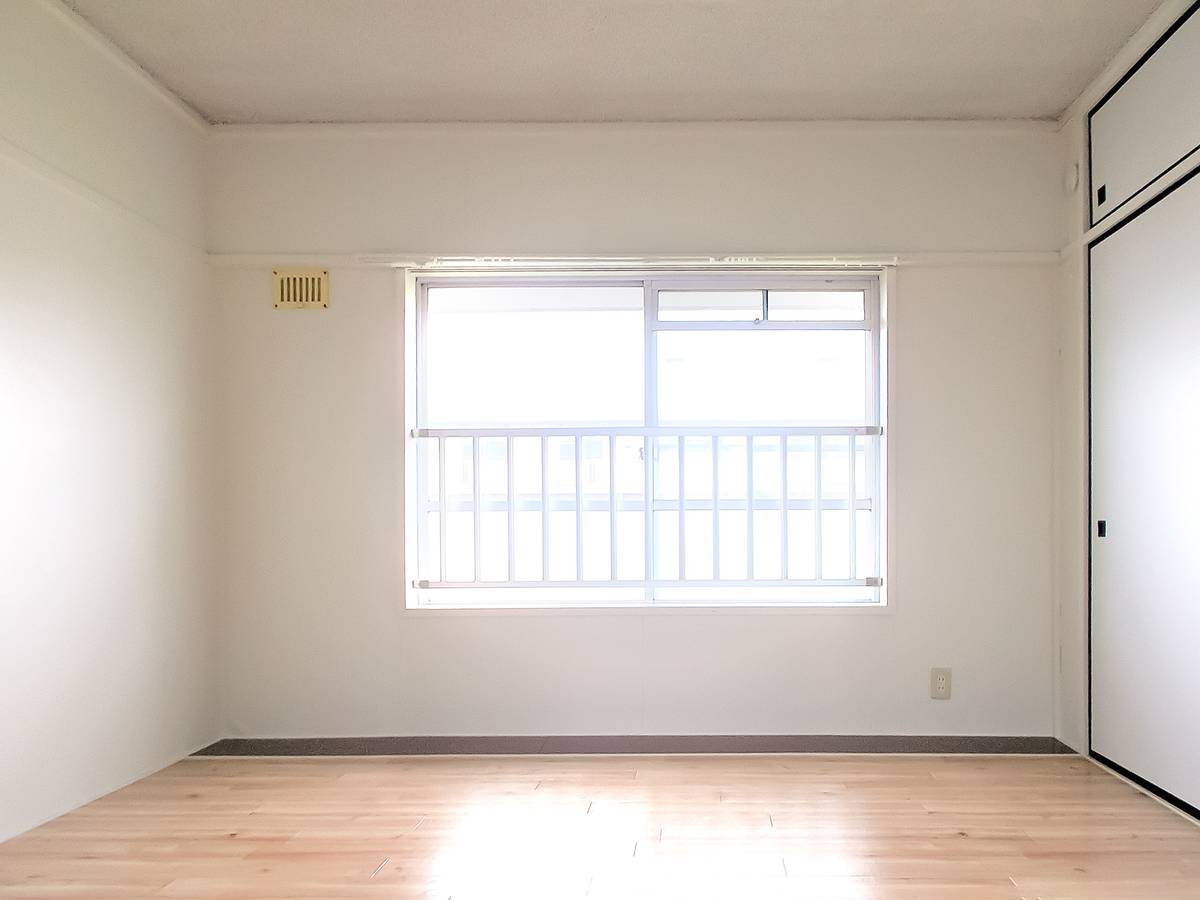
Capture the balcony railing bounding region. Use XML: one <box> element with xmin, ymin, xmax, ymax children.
<box><xmin>411</xmin><ymin>425</ymin><xmax>882</xmax><ymax>591</ymax></box>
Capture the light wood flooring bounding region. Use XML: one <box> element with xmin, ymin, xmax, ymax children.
<box><xmin>2</xmin><ymin>754</ymin><xmax>1199</xmax><ymax>899</ymax></box>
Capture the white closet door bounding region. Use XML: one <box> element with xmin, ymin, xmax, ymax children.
<box><xmin>1090</xmin><ymin>169</ymin><xmax>1200</xmax><ymax>810</ymax></box>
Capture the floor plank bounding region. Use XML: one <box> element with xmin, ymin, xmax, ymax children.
<box><xmin>1</xmin><ymin>754</ymin><xmax>1198</xmax><ymax>898</ymax></box>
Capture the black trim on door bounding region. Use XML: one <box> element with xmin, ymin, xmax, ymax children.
<box><xmin>1087</xmin><ymin>0</ymin><xmax>1200</xmax><ymax>228</ymax></box>
<box><xmin>1092</xmin><ymin>752</ymin><xmax>1200</xmax><ymax>821</ymax></box>
<box><xmin>1088</xmin><ymin>161</ymin><xmax>1200</xmax><ymax>824</ymax></box>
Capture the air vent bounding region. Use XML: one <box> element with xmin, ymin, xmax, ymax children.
<box><xmin>273</xmin><ymin>269</ymin><xmax>329</xmax><ymax>308</ymax></box>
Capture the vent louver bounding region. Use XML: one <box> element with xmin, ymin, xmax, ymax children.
<box><xmin>273</xmin><ymin>269</ymin><xmax>329</xmax><ymax>308</ymax></box>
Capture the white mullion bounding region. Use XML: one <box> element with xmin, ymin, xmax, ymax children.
<box><xmin>506</xmin><ymin>436</ymin><xmax>515</xmax><ymax>582</ymax></box>
<box><xmin>650</xmin><ymin>319</ymin><xmax>868</xmax><ymax>333</ymax></box>
<box><xmin>541</xmin><ymin>435</ymin><xmax>550</xmax><ymax>582</ymax></box>
<box><xmin>869</xmin><ymin>277</ymin><xmax>884</xmax><ymax>590</ymax></box>
<box><xmin>643</xmin><ymin>280</ymin><xmax>657</xmax><ymax>599</ymax></box>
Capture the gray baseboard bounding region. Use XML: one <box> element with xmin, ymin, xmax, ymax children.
<box><xmin>194</xmin><ymin>735</ymin><xmax>1075</xmax><ymax>756</ymax></box>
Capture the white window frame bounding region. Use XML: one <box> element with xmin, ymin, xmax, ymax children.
<box><xmin>403</xmin><ymin>269</ymin><xmax>886</xmax><ymax>610</ymax></box>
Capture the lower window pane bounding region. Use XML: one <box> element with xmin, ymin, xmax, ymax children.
<box><xmin>445</xmin><ymin>511</ymin><xmax>474</xmax><ymax>582</ymax></box>
<box><xmin>821</xmin><ymin>510</ymin><xmax>850</xmax><ymax>579</ymax></box>
<box><xmin>479</xmin><ymin>511</ymin><xmax>508</xmax><ymax>582</ymax></box>
<box><xmin>684</xmin><ymin>511</ymin><xmax>714</xmax><ymax>580</ymax></box>
<box><xmin>753</xmin><ymin>509</ymin><xmax>782</xmax><ymax>579</ymax></box>
<box><xmin>513</xmin><ymin>510</ymin><xmax>542</xmax><ymax>582</ymax></box>
<box><xmin>615</xmin><ymin>511</ymin><xmax>645</xmax><ymax>581</ymax></box>
<box><xmin>653</xmin><ymin>511</ymin><xmax>679</xmax><ymax>581</ymax></box>
<box><xmin>717</xmin><ymin>510</ymin><xmax>747</xmax><ymax>579</ymax></box>
<box><xmin>786</xmin><ymin>510</ymin><xmax>817</xmax><ymax>580</ymax></box>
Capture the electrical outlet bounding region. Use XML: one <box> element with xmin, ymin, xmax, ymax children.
<box><xmin>930</xmin><ymin>667</ymin><xmax>952</xmax><ymax>700</ymax></box>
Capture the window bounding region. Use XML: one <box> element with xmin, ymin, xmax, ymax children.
<box><xmin>406</xmin><ymin>272</ymin><xmax>884</xmax><ymax>608</ymax></box>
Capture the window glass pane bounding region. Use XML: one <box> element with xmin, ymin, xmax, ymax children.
<box><xmin>579</xmin><ymin>436</ymin><xmax>610</xmax><ymax>581</ymax></box>
<box><xmin>478</xmin><ymin>437</ymin><xmax>508</xmax><ymax>582</ymax></box>
<box><xmin>511</xmin><ymin>437</ymin><xmax>542</xmax><ymax>581</ymax></box>
<box><xmin>425</xmin><ymin>286</ymin><xmax>643</xmax><ymax>426</ymax></box>
<box><xmin>751</xmin><ymin>438</ymin><xmax>782</xmax><ymax>579</ymax></box>
<box><xmin>612</xmin><ymin>437</ymin><xmax>646</xmax><ymax>580</ymax></box>
<box><xmin>786</xmin><ymin>510</ymin><xmax>817</xmax><ymax>579</ymax></box>
<box><xmin>546</xmin><ymin>437</ymin><xmax>576</xmax><ymax>580</ymax></box>
<box><xmin>656</xmin><ymin>330</ymin><xmax>868</xmax><ymax>425</ymax></box>
<box><xmin>684</xmin><ymin>511</ymin><xmax>714</xmax><ymax>580</ymax></box>
<box><xmin>444</xmin><ymin>437</ymin><xmax>474</xmax><ymax>582</ymax></box>
<box><xmin>418</xmin><ymin>437</ymin><xmax>441</xmax><ymax>581</ymax></box>
<box><xmin>657</xmin><ymin>290</ymin><xmax>762</xmax><ymax>321</ymax></box>
<box><xmin>768</xmin><ymin>290</ymin><xmax>865</xmax><ymax>321</ymax></box>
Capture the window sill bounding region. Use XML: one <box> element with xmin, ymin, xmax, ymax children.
<box><xmin>401</xmin><ymin>599</ymin><xmax>891</xmax><ymax>617</ymax></box>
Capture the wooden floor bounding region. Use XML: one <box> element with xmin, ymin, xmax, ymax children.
<box><xmin>1</xmin><ymin>755</ymin><xmax>1199</xmax><ymax>899</ymax></box>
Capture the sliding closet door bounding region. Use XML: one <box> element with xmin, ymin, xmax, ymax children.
<box><xmin>1091</xmin><ymin>169</ymin><xmax>1200</xmax><ymax>810</ymax></box>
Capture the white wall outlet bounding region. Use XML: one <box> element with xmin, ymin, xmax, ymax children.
<box><xmin>930</xmin><ymin>667</ymin><xmax>952</xmax><ymax>700</ymax></box>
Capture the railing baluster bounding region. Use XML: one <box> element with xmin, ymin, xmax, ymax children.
<box><xmin>814</xmin><ymin>436</ymin><xmax>823</xmax><ymax>579</ymax></box>
<box><xmin>746</xmin><ymin>435</ymin><xmax>754</xmax><ymax>580</ymax></box>
<box><xmin>416</xmin><ymin>425</ymin><xmax>872</xmax><ymax>590</ymax></box>
<box><xmin>506</xmin><ymin>436</ymin><xmax>515</xmax><ymax>582</ymax></box>
<box><xmin>712</xmin><ymin>435</ymin><xmax>720</xmax><ymax>580</ymax></box>
<box><xmin>438</xmin><ymin>436</ymin><xmax>447</xmax><ymax>583</ymax></box>
<box><xmin>678</xmin><ymin>435</ymin><xmax>686</xmax><ymax>579</ymax></box>
<box><xmin>608</xmin><ymin>436</ymin><xmax>617</xmax><ymax>581</ymax></box>
<box><xmin>472</xmin><ymin>436</ymin><xmax>481</xmax><ymax>582</ymax></box>
<box><xmin>541</xmin><ymin>435</ymin><xmax>550</xmax><ymax>581</ymax></box>
<box><xmin>575</xmin><ymin>436</ymin><xmax>584</xmax><ymax>581</ymax></box>
<box><xmin>780</xmin><ymin>436</ymin><xmax>789</xmax><ymax>580</ymax></box>
<box><xmin>848</xmin><ymin>434</ymin><xmax>857</xmax><ymax>580</ymax></box>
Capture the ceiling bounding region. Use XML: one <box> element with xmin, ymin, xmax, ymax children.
<box><xmin>65</xmin><ymin>0</ymin><xmax>1162</xmax><ymax>124</ymax></box>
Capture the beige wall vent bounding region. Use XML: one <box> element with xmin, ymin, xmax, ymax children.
<box><xmin>273</xmin><ymin>269</ymin><xmax>329</xmax><ymax>308</ymax></box>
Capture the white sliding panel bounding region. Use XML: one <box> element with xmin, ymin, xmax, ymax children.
<box><xmin>1090</xmin><ymin>3</ymin><xmax>1200</xmax><ymax>224</ymax></box>
<box><xmin>1090</xmin><ymin>168</ymin><xmax>1200</xmax><ymax>810</ymax></box>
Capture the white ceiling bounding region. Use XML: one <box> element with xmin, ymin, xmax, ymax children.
<box><xmin>65</xmin><ymin>0</ymin><xmax>1162</xmax><ymax>124</ymax></box>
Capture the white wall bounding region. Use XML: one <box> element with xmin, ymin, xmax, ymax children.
<box><xmin>0</xmin><ymin>0</ymin><xmax>217</xmax><ymax>842</ymax></box>
<box><xmin>208</xmin><ymin>122</ymin><xmax>1064</xmax><ymax>256</ymax></box>
<box><xmin>213</xmin><ymin>123</ymin><xmax>1060</xmax><ymax>738</ymax></box>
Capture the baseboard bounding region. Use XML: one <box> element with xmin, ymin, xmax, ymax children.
<box><xmin>194</xmin><ymin>734</ymin><xmax>1074</xmax><ymax>756</ymax></box>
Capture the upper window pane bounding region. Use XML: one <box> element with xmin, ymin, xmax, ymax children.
<box><xmin>768</xmin><ymin>290</ymin><xmax>865</xmax><ymax>321</ymax></box>
<box><xmin>424</xmin><ymin>286</ymin><xmax>644</xmax><ymax>426</ymax></box>
<box><xmin>656</xmin><ymin>330</ymin><xmax>869</xmax><ymax>425</ymax></box>
<box><xmin>657</xmin><ymin>290</ymin><xmax>762</xmax><ymax>321</ymax></box>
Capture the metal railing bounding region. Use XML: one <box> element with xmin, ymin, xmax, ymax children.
<box><xmin>412</xmin><ymin>425</ymin><xmax>882</xmax><ymax>590</ymax></box>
